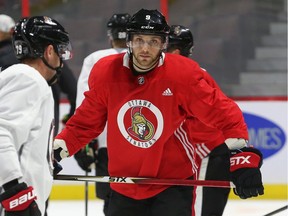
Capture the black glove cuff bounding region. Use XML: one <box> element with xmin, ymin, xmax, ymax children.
<box><xmin>53</xmin><ymin>160</ymin><xmax>63</xmax><ymax>176</ymax></box>
<box><xmin>54</xmin><ymin>148</ymin><xmax>63</xmax><ymax>162</ymax></box>
<box><xmin>74</xmin><ymin>149</ymin><xmax>95</xmax><ymax>172</ymax></box>
<box><xmin>2</xmin><ymin>179</ymin><xmax>19</xmax><ymax>191</ymax></box>
<box><xmin>0</xmin><ymin>183</ymin><xmax>27</xmax><ymax>201</ymax></box>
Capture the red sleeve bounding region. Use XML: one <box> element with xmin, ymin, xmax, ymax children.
<box><xmin>202</xmin><ymin>70</ymin><xmax>221</xmax><ymax>89</ymax></box>
<box><xmin>182</xmin><ymin>65</ymin><xmax>248</xmax><ymax>140</ymax></box>
<box><xmin>56</xmin><ymin>61</ymin><xmax>108</xmax><ymax>155</ymax></box>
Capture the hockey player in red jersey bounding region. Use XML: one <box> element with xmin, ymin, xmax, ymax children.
<box><xmin>54</xmin><ymin>9</ymin><xmax>263</xmax><ymax>216</ymax></box>
<box><xmin>167</xmin><ymin>25</ymin><xmax>264</xmax><ymax>215</ymax></box>
<box><xmin>167</xmin><ymin>24</ymin><xmax>230</xmax><ymax>216</ymax></box>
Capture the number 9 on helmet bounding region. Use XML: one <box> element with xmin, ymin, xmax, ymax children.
<box><xmin>126</xmin><ymin>9</ymin><xmax>170</xmax><ymax>52</ymax></box>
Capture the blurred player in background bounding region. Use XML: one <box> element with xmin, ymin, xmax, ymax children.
<box><xmin>52</xmin><ymin>62</ymin><xmax>77</xmax><ymax>137</ymax></box>
<box><xmin>0</xmin><ymin>14</ymin><xmax>18</xmax><ymax>70</ymax></box>
<box><xmin>74</xmin><ymin>13</ymin><xmax>130</xmax><ymax>216</ymax></box>
<box><xmin>167</xmin><ymin>25</ymin><xmax>230</xmax><ymax>216</ymax></box>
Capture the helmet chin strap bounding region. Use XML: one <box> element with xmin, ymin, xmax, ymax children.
<box><xmin>47</xmin><ymin>74</ymin><xmax>58</xmax><ymax>86</ymax></box>
<box><xmin>41</xmin><ymin>57</ymin><xmax>63</xmax><ymax>86</ymax></box>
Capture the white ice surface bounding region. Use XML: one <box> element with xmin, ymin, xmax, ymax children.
<box><xmin>47</xmin><ymin>199</ymin><xmax>287</xmax><ymax>216</ymax></box>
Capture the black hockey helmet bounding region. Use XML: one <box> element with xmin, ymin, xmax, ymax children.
<box><xmin>107</xmin><ymin>13</ymin><xmax>131</xmax><ymax>40</ymax></box>
<box><xmin>167</xmin><ymin>25</ymin><xmax>194</xmax><ymax>57</ymax></box>
<box><xmin>126</xmin><ymin>9</ymin><xmax>170</xmax><ymax>40</ymax></box>
<box><xmin>12</xmin><ymin>16</ymin><xmax>72</xmax><ymax>60</ymax></box>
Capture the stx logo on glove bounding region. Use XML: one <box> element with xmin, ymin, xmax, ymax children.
<box><xmin>230</xmin><ymin>155</ymin><xmax>251</xmax><ymax>166</ymax></box>
<box><xmin>230</xmin><ymin>152</ymin><xmax>261</xmax><ymax>172</ymax></box>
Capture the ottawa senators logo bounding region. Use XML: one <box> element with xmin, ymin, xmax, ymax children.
<box><xmin>117</xmin><ymin>99</ymin><xmax>164</xmax><ymax>148</ymax></box>
<box><xmin>128</xmin><ymin>107</ymin><xmax>154</xmax><ymax>141</ymax></box>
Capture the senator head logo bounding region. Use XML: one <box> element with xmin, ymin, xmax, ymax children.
<box><xmin>117</xmin><ymin>99</ymin><xmax>164</xmax><ymax>148</ymax></box>
<box><xmin>128</xmin><ymin>106</ymin><xmax>154</xmax><ymax>141</ymax></box>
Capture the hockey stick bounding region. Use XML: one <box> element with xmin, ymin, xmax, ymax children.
<box><xmin>54</xmin><ymin>175</ymin><xmax>235</xmax><ymax>188</ymax></box>
<box><xmin>83</xmin><ymin>139</ymin><xmax>98</xmax><ymax>216</ymax></box>
<box><xmin>263</xmin><ymin>205</ymin><xmax>288</xmax><ymax>216</ymax></box>
<box><xmin>84</xmin><ymin>144</ymin><xmax>89</xmax><ymax>216</ymax></box>
<box><xmin>84</xmin><ymin>171</ymin><xmax>88</xmax><ymax>216</ymax></box>
<box><xmin>0</xmin><ymin>187</ymin><xmax>2</xmax><ymax>216</ymax></box>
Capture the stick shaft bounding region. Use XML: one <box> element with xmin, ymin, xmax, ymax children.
<box><xmin>263</xmin><ymin>205</ymin><xmax>288</xmax><ymax>216</ymax></box>
<box><xmin>54</xmin><ymin>175</ymin><xmax>234</xmax><ymax>188</ymax></box>
<box><xmin>84</xmin><ymin>171</ymin><xmax>88</xmax><ymax>216</ymax></box>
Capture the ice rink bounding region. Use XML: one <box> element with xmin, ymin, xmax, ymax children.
<box><xmin>47</xmin><ymin>199</ymin><xmax>287</xmax><ymax>216</ymax></box>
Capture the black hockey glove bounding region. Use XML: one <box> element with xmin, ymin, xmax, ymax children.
<box><xmin>0</xmin><ymin>183</ymin><xmax>41</xmax><ymax>216</ymax></box>
<box><xmin>53</xmin><ymin>160</ymin><xmax>63</xmax><ymax>176</ymax></box>
<box><xmin>74</xmin><ymin>139</ymin><xmax>98</xmax><ymax>172</ymax></box>
<box><xmin>230</xmin><ymin>147</ymin><xmax>264</xmax><ymax>199</ymax></box>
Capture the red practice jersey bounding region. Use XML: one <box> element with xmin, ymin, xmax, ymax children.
<box><xmin>186</xmin><ymin>70</ymin><xmax>227</xmax><ymax>161</ymax></box>
<box><xmin>57</xmin><ymin>52</ymin><xmax>248</xmax><ymax>199</ymax></box>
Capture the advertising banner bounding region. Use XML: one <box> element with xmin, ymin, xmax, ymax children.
<box><xmin>236</xmin><ymin>101</ymin><xmax>287</xmax><ymax>184</ymax></box>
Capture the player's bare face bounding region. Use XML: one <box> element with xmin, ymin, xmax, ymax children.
<box><xmin>53</xmin><ymin>50</ymin><xmax>61</xmax><ymax>66</ymax></box>
<box><xmin>43</xmin><ymin>45</ymin><xmax>61</xmax><ymax>83</ymax></box>
<box><xmin>131</xmin><ymin>34</ymin><xmax>163</xmax><ymax>71</ymax></box>
<box><xmin>50</xmin><ymin>48</ymin><xmax>61</xmax><ymax>74</ymax></box>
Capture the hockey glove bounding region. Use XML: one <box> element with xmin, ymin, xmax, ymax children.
<box><xmin>230</xmin><ymin>147</ymin><xmax>264</xmax><ymax>199</ymax></box>
<box><xmin>0</xmin><ymin>183</ymin><xmax>41</xmax><ymax>216</ymax></box>
<box><xmin>74</xmin><ymin>139</ymin><xmax>98</xmax><ymax>172</ymax></box>
<box><xmin>53</xmin><ymin>139</ymin><xmax>69</xmax><ymax>162</ymax></box>
<box><xmin>53</xmin><ymin>160</ymin><xmax>63</xmax><ymax>176</ymax></box>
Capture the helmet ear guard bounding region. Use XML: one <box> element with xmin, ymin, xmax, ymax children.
<box><xmin>107</xmin><ymin>29</ymin><xmax>127</xmax><ymax>40</ymax></box>
<box><xmin>13</xmin><ymin>38</ymin><xmax>30</xmax><ymax>59</ymax></box>
<box><xmin>12</xmin><ymin>18</ymin><xmax>34</xmax><ymax>60</ymax></box>
<box><xmin>161</xmin><ymin>36</ymin><xmax>168</xmax><ymax>50</ymax></box>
